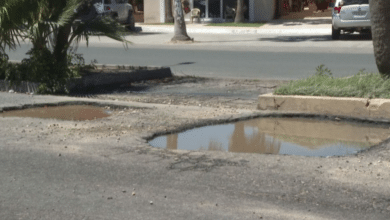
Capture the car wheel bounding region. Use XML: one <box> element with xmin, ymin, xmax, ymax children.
<box><xmin>332</xmin><ymin>26</ymin><xmax>340</xmax><ymax>40</ymax></box>
<box><xmin>127</xmin><ymin>10</ymin><xmax>135</xmax><ymax>31</ymax></box>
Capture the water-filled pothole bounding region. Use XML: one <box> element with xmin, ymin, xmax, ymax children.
<box><xmin>0</xmin><ymin>105</ymin><xmax>111</xmax><ymax>121</ymax></box>
<box><xmin>149</xmin><ymin>117</ymin><xmax>390</xmax><ymax>157</ymax></box>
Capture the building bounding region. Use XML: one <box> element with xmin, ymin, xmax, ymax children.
<box><xmin>144</xmin><ymin>0</ymin><xmax>281</xmax><ymax>23</ymax></box>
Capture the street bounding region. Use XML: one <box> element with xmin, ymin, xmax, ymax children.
<box><xmin>7</xmin><ymin>32</ymin><xmax>376</xmax><ymax>80</ymax></box>
<box><xmin>2</xmin><ymin>22</ymin><xmax>389</xmax><ymax>220</ymax></box>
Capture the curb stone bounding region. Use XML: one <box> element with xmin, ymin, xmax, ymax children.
<box><xmin>0</xmin><ymin>63</ymin><xmax>172</xmax><ymax>94</ymax></box>
<box><xmin>258</xmin><ymin>93</ymin><xmax>390</xmax><ymax>120</ymax></box>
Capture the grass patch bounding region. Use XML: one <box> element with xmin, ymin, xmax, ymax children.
<box><xmin>274</xmin><ymin>65</ymin><xmax>390</xmax><ymax>99</ymax></box>
<box><xmin>206</xmin><ymin>22</ymin><xmax>266</xmax><ymax>27</ymax></box>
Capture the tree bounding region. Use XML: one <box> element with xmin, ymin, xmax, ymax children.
<box><xmin>171</xmin><ymin>0</ymin><xmax>192</xmax><ymax>42</ymax></box>
<box><xmin>370</xmin><ymin>0</ymin><xmax>390</xmax><ymax>76</ymax></box>
<box><xmin>0</xmin><ymin>0</ymin><xmax>130</xmax><ymax>93</ymax></box>
<box><xmin>166</xmin><ymin>0</ymin><xmax>174</xmax><ymax>23</ymax></box>
<box><xmin>234</xmin><ymin>0</ymin><xmax>246</xmax><ymax>23</ymax></box>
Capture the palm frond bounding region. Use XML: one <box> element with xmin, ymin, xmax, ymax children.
<box><xmin>70</xmin><ymin>16</ymin><xmax>131</xmax><ymax>50</ymax></box>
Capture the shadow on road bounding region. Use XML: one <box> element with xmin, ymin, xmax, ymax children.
<box><xmin>123</xmin><ymin>32</ymin><xmax>165</xmax><ymax>36</ymax></box>
<box><xmin>259</xmin><ymin>33</ymin><xmax>372</xmax><ymax>42</ymax></box>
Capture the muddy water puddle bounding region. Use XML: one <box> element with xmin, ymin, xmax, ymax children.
<box><xmin>149</xmin><ymin>117</ymin><xmax>390</xmax><ymax>157</ymax></box>
<box><xmin>1</xmin><ymin>105</ymin><xmax>111</xmax><ymax>121</ymax></box>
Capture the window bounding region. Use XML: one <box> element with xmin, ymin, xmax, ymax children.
<box><xmin>104</xmin><ymin>0</ymin><xmax>111</xmax><ymax>4</ymax></box>
<box><xmin>193</xmin><ymin>0</ymin><xmax>206</xmax><ymax>18</ymax></box>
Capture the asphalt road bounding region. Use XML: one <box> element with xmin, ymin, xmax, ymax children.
<box><xmin>7</xmin><ymin>32</ymin><xmax>377</xmax><ymax>80</ymax></box>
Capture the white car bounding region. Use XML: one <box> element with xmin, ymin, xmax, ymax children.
<box><xmin>330</xmin><ymin>0</ymin><xmax>370</xmax><ymax>40</ymax></box>
<box><xmin>76</xmin><ymin>0</ymin><xmax>135</xmax><ymax>30</ymax></box>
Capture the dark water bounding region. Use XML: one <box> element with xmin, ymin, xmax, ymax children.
<box><xmin>149</xmin><ymin>117</ymin><xmax>390</xmax><ymax>157</ymax></box>
<box><xmin>1</xmin><ymin>105</ymin><xmax>110</xmax><ymax>121</ymax></box>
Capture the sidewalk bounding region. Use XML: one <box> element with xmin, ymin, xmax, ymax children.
<box><xmin>136</xmin><ymin>17</ymin><xmax>331</xmax><ymax>35</ymax></box>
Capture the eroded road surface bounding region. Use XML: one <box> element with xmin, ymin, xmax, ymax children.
<box><xmin>1</xmin><ymin>77</ymin><xmax>390</xmax><ymax>220</ymax></box>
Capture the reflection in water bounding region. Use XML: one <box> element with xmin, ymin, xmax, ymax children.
<box><xmin>229</xmin><ymin>121</ymin><xmax>281</xmax><ymax>154</ymax></box>
<box><xmin>167</xmin><ymin>134</ymin><xmax>178</xmax><ymax>150</ymax></box>
<box><xmin>150</xmin><ymin>117</ymin><xmax>390</xmax><ymax>157</ymax></box>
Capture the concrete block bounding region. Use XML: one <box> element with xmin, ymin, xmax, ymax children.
<box><xmin>258</xmin><ymin>93</ymin><xmax>372</xmax><ymax>118</ymax></box>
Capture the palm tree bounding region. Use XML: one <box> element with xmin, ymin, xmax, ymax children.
<box><xmin>1</xmin><ymin>0</ymin><xmax>130</xmax><ymax>92</ymax></box>
<box><xmin>2</xmin><ymin>0</ymin><xmax>129</xmax><ymax>62</ymax></box>
<box><xmin>370</xmin><ymin>0</ymin><xmax>390</xmax><ymax>76</ymax></box>
<box><xmin>234</xmin><ymin>0</ymin><xmax>245</xmax><ymax>23</ymax></box>
<box><xmin>171</xmin><ymin>0</ymin><xmax>192</xmax><ymax>41</ymax></box>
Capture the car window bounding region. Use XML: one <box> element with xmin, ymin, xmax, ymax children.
<box><xmin>104</xmin><ymin>0</ymin><xmax>111</xmax><ymax>4</ymax></box>
<box><xmin>342</xmin><ymin>0</ymin><xmax>369</xmax><ymax>5</ymax></box>
<box><xmin>117</xmin><ymin>0</ymin><xmax>128</xmax><ymax>3</ymax></box>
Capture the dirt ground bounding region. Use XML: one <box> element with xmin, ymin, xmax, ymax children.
<box><xmin>1</xmin><ymin>76</ymin><xmax>390</xmax><ymax>219</ymax></box>
<box><xmin>82</xmin><ymin>76</ymin><xmax>290</xmax><ymax>110</ymax></box>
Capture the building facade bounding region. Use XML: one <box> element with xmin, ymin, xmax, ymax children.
<box><xmin>144</xmin><ymin>0</ymin><xmax>279</xmax><ymax>23</ymax></box>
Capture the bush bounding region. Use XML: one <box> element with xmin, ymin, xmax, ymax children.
<box><xmin>0</xmin><ymin>51</ymin><xmax>8</xmax><ymax>80</ymax></box>
<box><xmin>19</xmin><ymin>47</ymin><xmax>85</xmax><ymax>94</ymax></box>
<box><xmin>1</xmin><ymin>47</ymin><xmax>85</xmax><ymax>94</ymax></box>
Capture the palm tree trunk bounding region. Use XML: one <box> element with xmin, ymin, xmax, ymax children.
<box><xmin>234</xmin><ymin>0</ymin><xmax>245</xmax><ymax>23</ymax></box>
<box><xmin>171</xmin><ymin>0</ymin><xmax>192</xmax><ymax>41</ymax></box>
<box><xmin>53</xmin><ymin>25</ymin><xmax>71</xmax><ymax>65</ymax></box>
<box><xmin>166</xmin><ymin>0</ymin><xmax>174</xmax><ymax>23</ymax></box>
<box><xmin>370</xmin><ymin>0</ymin><xmax>390</xmax><ymax>76</ymax></box>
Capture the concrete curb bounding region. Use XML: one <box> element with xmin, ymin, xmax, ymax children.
<box><xmin>258</xmin><ymin>93</ymin><xmax>390</xmax><ymax>120</ymax></box>
<box><xmin>139</xmin><ymin>26</ymin><xmax>331</xmax><ymax>35</ymax></box>
<box><xmin>0</xmin><ymin>63</ymin><xmax>172</xmax><ymax>94</ymax></box>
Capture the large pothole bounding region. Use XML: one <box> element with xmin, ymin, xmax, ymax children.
<box><xmin>149</xmin><ymin>117</ymin><xmax>390</xmax><ymax>157</ymax></box>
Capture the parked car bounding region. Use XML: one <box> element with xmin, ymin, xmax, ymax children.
<box><xmin>330</xmin><ymin>0</ymin><xmax>370</xmax><ymax>40</ymax></box>
<box><xmin>75</xmin><ymin>0</ymin><xmax>135</xmax><ymax>31</ymax></box>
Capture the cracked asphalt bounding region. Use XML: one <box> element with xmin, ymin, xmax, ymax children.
<box><xmin>1</xmin><ymin>77</ymin><xmax>390</xmax><ymax>220</ymax></box>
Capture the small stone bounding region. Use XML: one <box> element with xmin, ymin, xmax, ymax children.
<box><xmin>9</xmin><ymin>90</ymin><xmax>14</xmax><ymax>93</ymax></box>
<box><xmin>199</xmin><ymin>104</ymin><xmax>202</xmax><ymax>107</ymax></box>
<box><xmin>150</xmin><ymin>201</ymin><xmax>153</xmax><ymax>205</ymax></box>
<box><xmin>107</xmin><ymin>197</ymin><xmax>113</xmax><ymax>200</ymax></box>
<box><xmin>132</xmin><ymin>192</ymin><xmax>136</xmax><ymax>196</ymax></box>
<box><xmin>58</xmin><ymin>154</ymin><xmax>61</xmax><ymax>157</ymax></box>
<box><xmin>64</xmin><ymin>146</ymin><xmax>67</xmax><ymax>148</ymax></box>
